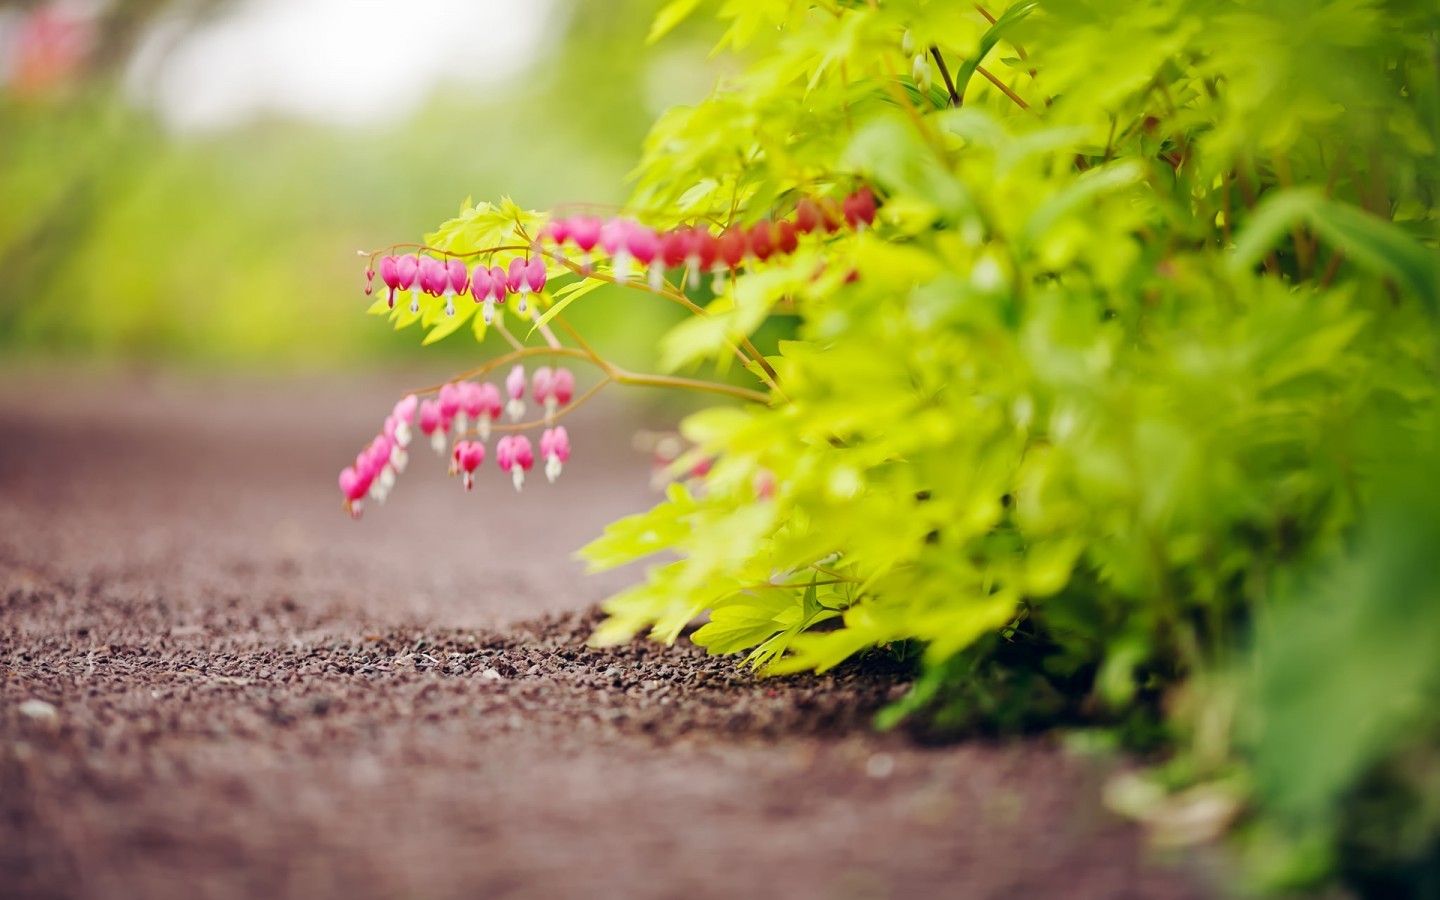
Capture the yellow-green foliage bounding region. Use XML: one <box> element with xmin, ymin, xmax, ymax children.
<box><xmin>579</xmin><ymin>0</ymin><xmax>1438</xmax><ymax>699</ymax></box>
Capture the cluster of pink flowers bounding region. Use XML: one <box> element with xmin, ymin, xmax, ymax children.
<box><xmin>537</xmin><ymin>188</ymin><xmax>877</xmax><ymax>291</ymax></box>
<box><xmin>337</xmin><ymin>394</ymin><xmax>417</xmax><ymax>519</ymax></box>
<box><xmin>370</xmin><ymin>254</ymin><xmax>549</xmax><ymax>324</ymax></box>
<box><xmin>338</xmin><ymin>365</ymin><xmax>576</xmax><ymax>517</ymax></box>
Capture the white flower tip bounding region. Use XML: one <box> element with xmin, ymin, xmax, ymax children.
<box><xmin>512</xmin><ymin>468</ymin><xmax>525</xmax><ymax>492</ymax></box>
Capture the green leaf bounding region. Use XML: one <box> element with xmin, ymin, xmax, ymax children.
<box><xmin>422</xmin><ymin>301</ymin><xmax>476</xmax><ymax>346</ymax></box>
<box><xmin>951</xmin><ymin>0</ymin><xmax>1039</xmax><ymax>105</ymax></box>
<box><xmin>529</xmin><ymin>279</ymin><xmax>606</xmax><ymax>335</ymax></box>
<box><xmin>649</xmin><ymin>0</ymin><xmax>704</xmax><ymax>44</ymax></box>
<box><xmin>1230</xmin><ymin>188</ymin><xmax>1440</xmax><ymax>314</ymax></box>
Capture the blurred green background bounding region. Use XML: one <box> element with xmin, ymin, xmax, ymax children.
<box><xmin>0</xmin><ymin>0</ymin><xmax>721</xmax><ymax>371</ymax></box>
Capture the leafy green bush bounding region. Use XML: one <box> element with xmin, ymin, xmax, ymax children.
<box><xmin>360</xmin><ymin>0</ymin><xmax>1439</xmax><ymax>890</ymax></box>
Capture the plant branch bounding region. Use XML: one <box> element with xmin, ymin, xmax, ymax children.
<box><xmin>930</xmin><ymin>45</ymin><xmax>960</xmax><ymax>107</ymax></box>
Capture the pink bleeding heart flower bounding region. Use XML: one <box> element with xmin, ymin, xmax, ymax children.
<box><xmin>748</xmin><ymin>220</ymin><xmax>775</xmax><ymax>262</ymax></box>
<box><xmin>418</xmin><ymin>256</ymin><xmax>446</xmax><ymax>295</ymax></box>
<box><xmin>531</xmin><ymin>365</ymin><xmax>570</xmax><ymax>421</ymax></box>
<box><xmin>541</xmin><ymin>219</ymin><xmax>571</xmax><ymax>247</ymax></box>
<box><xmin>754</xmin><ymin>468</ymin><xmax>777</xmax><ymax>501</ymax></box>
<box><xmin>532</xmin><ymin>366</ymin><xmax>555</xmax><ymax>404</ymax></box>
<box><xmin>496</xmin><ymin>434</ymin><xmax>535</xmax><ymax>492</ymax></box>
<box><xmin>717</xmin><ymin>228</ymin><xmax>746</xmax><ymax>269</ymax></box>
<box><xmin>661</xmin><ymin>229</ymin><xmax>688</xmax><ymax>269</ymax></box>
<box><xmin>540</xmin><ymin>426</ymin><xmax>570</xmax><ymax>483</ymax></box>
<box><xmin>477</xmin><ymin>381</ymin><xmax>502</xmax><ymax>439</ymax></box>
<box><xmin>568</xmin><ymin>216</ymin><xmax>602</xmax><ymax>258</ymax></box>
<box><xmin>452</xmin><ymin>440</ymin><xmax>486</xmax><ymax>491</ymax></box>
<box><xmin>843</xmin><ymin>187</ymin><xmax>877</xmax><ymax>230</ymax></box>
<box><xmin>383</xmin><ymin>418</ymin><xmax>409</xmax><ymax>473</ymax></box>
<box><xmin>795</xmin><ymin>199</ymin><xmax>821</xmax><ymax>235</ymax></box>
<box><xmin>775</xmin><ymin>219</ymin><xmax>799</xmax><ymax>255</ymax></box>
<box><xmin>379</xmin><ymin>256</ymin><xmax>400</xmax><ymax>308</ymax></box>
<box><xmin>688</xmin><ymin>227</ymin><xmax>718</xmax><ymax>289</ymax></box>
<box><xmin>339</xmin><ymin>466</ymin><xmax>368</xmax><ymax>518</ymax></box>
<box><xmin>442</xmin><ymin>258</ymin><xmax>469</xmax><ymax>317</ymax></box>
<box><xmin>507</xmin><ymin>257</ymin><xmax>532</xmax><ymax>314</ymax></box>
<box><xmin>438</xmin><ymin>382</ymin><xmax>462</xmax><ymax>436</ymax></box>
<box><xmin>489</xmin><ymin>264</ymin><xmax>509</xmax><ymax>309</ymax></box>
<box><xmin>525</xmin><ymin>257</ymin><xmax>547</xmax><ymax>295</ymax></box>
<box><xmin>418</xmin><ymin>398</ymin><xmax>447</xmax><ymax>454</ymax></box>
<box><xmin>627</xmin><ymin>225</ymin><xmax>663</xmax><ymax>290</ymax></box>
<box><xmin>470</xmin><ymin>264</ymin><xmax>497</xmax><ymax>325</ymax></box>
<box><xmin>393</xmin><ymin>394</ymin><xmax>418</xmax><ymax>425</ymax></box>
<box><xmin>505</xmin><ymin>364</ymin><xmax>527</xmax><ymax>422</ymax></box>
<box><xmin>601</xmin><ymin>218</ymin><xmax>635</xmax><ymax>282</ymax></box>
<box><xmin>438</xmin><ymin>382</ymin><xmax>461</xmax><ymax>419</ymax></box>
<box><xmin>552</xmin><ymin>368</ymin><xmax>574</xmax><ymax>406</ymax></box>
<box><xmin>395</xmin><ymin>254</ymin><xmax>420</xmax><ymax>311</ymax></box>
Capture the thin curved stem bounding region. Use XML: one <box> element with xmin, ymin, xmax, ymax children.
<box><xmin>492</xmin><ymin>319</ymin><xmax>526</xmax><ymax>352</ymax></box>
<box><xmin>461</xmin><ymin>377</ymin><xmax>614</xmax><ymax>436</ymax></box>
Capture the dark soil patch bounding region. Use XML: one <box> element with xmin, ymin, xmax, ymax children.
<box><xmin>0</xmin><ymin>367</ymin><xmax>1216</xmax><ymax>899</ymax></box>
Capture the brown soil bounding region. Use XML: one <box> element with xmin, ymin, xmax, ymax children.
<box><xmin>1</xmin><ymin>367</ymin><xmax>1216</xmax><ymax>900</ymax></box>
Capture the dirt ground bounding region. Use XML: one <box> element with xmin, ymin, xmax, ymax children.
<box><xmin>0</xmin><ymin>366</ymin><xmax>1216</xmax><ymax>900</ymax></box>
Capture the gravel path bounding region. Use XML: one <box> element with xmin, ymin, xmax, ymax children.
<box><xmin>0</xmin><ymin>367</ymin><xmax>1212</xmax><ymax>899</ymax></box>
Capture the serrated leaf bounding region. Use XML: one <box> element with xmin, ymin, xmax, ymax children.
<box><xmin>529</xmin><ymin>280</ymin><xmax>606</xmax><ymax>335</ymax></box>
<box><xmin>1230</xmin><ymin>188</ymin><xmax>1440</xmax><ymax>314</ymax></box>
<box><xmin>422</xmin><ymin>301</ymin><xmax>476</xmax><ymax>346</ymax></box>
<box><xmin>952</xmin><ymin>0</ymin><xmax>1039</xmax><ymax>105</ymax></box>
<box><xmin>649</xmin><ymin>0</ymin><xmax>703</xmax><ymax>44</ymax></box>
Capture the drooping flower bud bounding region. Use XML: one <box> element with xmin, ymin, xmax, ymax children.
<box><xmin>775</xmin><ymin>219</ymin><xmax>799</xmax><ymax>255</ymax></box>
<box><xmin>438</xmin><ymin>382</ymin><xmax>462</xmax><ymax>435</ymax></box>
<box><xmin>508</xmin><ymin>257</ymin><xmax>531</xmax><ymax>314</ymax></box>
<box><xmin>531</xmin><ymin>365</ymin><xmax>572</xmax><ymax>421</ymax></box>
<box><xmin>396</xmin><ymin>254</ymin><xmax>420</xmax><ymax>312</ymax></box>
<box><xmin>442</xmin><ymin>257</ymin><xmax>469</xmax><ymax>317</ymax></box>
<box><xmin>748</xmin><ymin>220</ymin><xmax>775</xmax><ymax>262</ymax></box>
<box><xmin>661</xmin><ymin>229</ymin><xmax>688</xmax><ymax>270</ymax></box>
<box><xmin>532</xmin><ymin>365</ymin><xmax>554</xmax><ymax>409</ymax></box>
<box><xmin>540</xmin><ymin>426</ymin><xmax>570</xmax><ymax>483</ymax></box>
<box><xmin>754</xmin><ymin>467</ymin><xmax>777</xmax><ymax>501</ymax></box>
<box><xmin>489</xmin><ymin>264</ymin><xmax>509</xmax><ymax>309</ymax></box>
<box><xmin>688</xmin><ymin>227</ymin><xmax>718</xmax><ymax>290</ymax></box>
<box><xmin>525</xmin><ymin>257</ymin><xmax>548</xmax><ymax>295</ymax></box>
<box><xmin>795</xmin><ymin>199</ymin><xmax>821</xmax><ymax>235</ymax></box>
<box><xmin>568</xmin><ymin>216</ymin><xmax>602</xmax><ymax>271</ymax></box>
<box><xmin>601</xmin><ymin>218</ymin><xmax>634</xmax><ymax>283</ymax></box>
<box><xmin>379</xmin><ymin>255</ymin><xmax>400</xmax><ymax>309</ymax></box>
<box><xmin>470</xmin><ymin>264</ymin><xmax>496</xmax><ymax>324</ymax></box>
<box><xmin>626</xmin><ymin>224</ymin><xmax>662</xmax><ymax>290</ymax></box>
<box><xmin>477</xmin><ymin>381</ymin><xmax>502</xmax><ymax>440</ymax></box>
<box><xmin>418</xmin><ymin>398</ymin><xmax>446</xmax><ymax>454</ymax></box>
<box><xmin>540</xmin><ymin>219</ymin><xmax>571</xmax><ymax>248</ymax></box>
<box><xmin>496</xmin><ymin>434</ymin><xmax>535</xmax><ymax>492</ymax></box>
<box><xmin>843</xmin><ymin>187</ymin><xmax>877</xmax><ymax>231</ymax></box>
<box><xmin>339</xmin><ymin>466</ymin><xmax>368</xmax><ymax>518</ymax></box>
<box><xmin>913</xmin><ymin>53</ymin><xmax>932</xmax><ymax>93</ymax></box>
<box><xmin>392</xmin><ymin>394</ymin><xmax>417</xmax><ymax>450</ymax></box>
<box><xmin>552</xmin><ymin>368</ymin><xmax>575</xmax><ymax>406</ymax></box>
<box><xmin>452</xmin><ymin>440</ymin><xmax>486</xmax><ymax>491</ymax></box>
<box><xmin>505</xmin><ymin>364</ymin><xmax>527</xmax><ymax>422</ymax></box>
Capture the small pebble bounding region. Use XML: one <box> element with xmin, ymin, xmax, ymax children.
<box><xmin>866</xmin><ymin>752</ymin><xmax>896</xmax><ymax>779</ymax></box>
<box><xmin>18</xmin><ymin>699</ymin><xmax>58</xmax><ymax>721</ymax></box>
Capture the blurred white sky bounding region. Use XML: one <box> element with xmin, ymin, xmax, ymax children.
<box><xmin>127</xmin><ymin>0</ymin><xmax>557</xmax><ymax>132</ymax></box>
